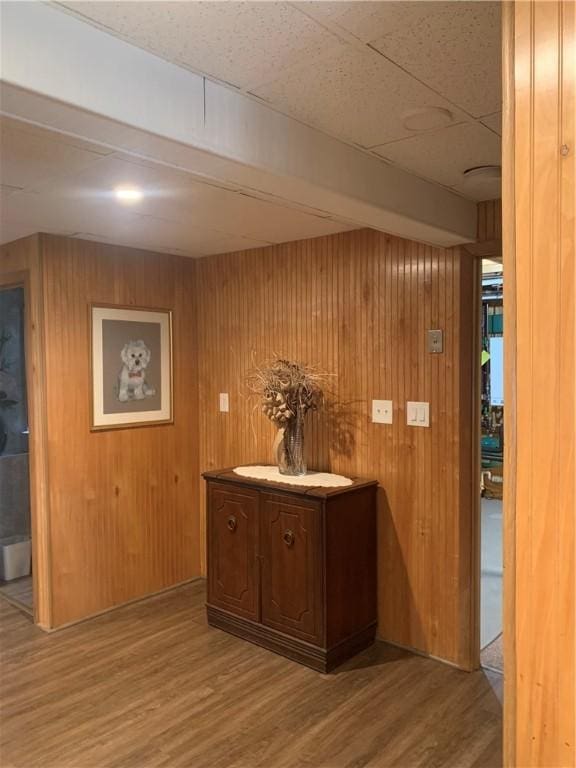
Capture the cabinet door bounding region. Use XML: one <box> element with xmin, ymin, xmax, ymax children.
<box><xmin>260</xmin><ymin>493</ymin><xmax>322</xmax><ymax>643</ymax></box>
<box><xmin>207</xmin><ymin>483</ymin><xmax>259</xmax><ymax>621</ymax></box>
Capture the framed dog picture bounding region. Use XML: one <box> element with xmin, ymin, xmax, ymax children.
<box><xmin>90</xmin><ymin>304</ymin><xmax>173</xmax><ymax>430</ymax></box>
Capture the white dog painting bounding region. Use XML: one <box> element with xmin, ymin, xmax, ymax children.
<box><xmin>118</xmin><ymin>340</ymin><xmax>156</xmax><ymax>402</ymax></box>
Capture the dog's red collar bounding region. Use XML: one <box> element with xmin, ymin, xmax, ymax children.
<box><xmin>128</xmin><ymin>371</ymin><xmax>143</xmax><ymax>379</ymax></box>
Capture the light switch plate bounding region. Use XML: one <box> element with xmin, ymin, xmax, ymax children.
<box><xmin>427</xmin><ymin>329</ymin><xmax>443</xmax><ymax>354</ymax></box>
<box><xmin>372</xmin><ymin>399</ymin><xmax>393</xmax><ymax>424</ymax></box>
<box><xmin>406</xmin><ymin>401</ymin><xmax>430</xmax><ymax>427</ymax></box>
<box><xmin>219</xmin><ymin>393</ymin><xmax>229</xmax><ymax>413</ymax></box>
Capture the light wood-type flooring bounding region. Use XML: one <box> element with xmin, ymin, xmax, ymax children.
<box><xmin>0</xmin><ymin>581</ymin><xmax>502</xmax><ymax>768</ymax></box>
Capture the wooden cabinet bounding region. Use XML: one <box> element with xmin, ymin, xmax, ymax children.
<box><xmin>207</xmin><ymin>483</ymin><xmax>259</xmax><ymax>621</ymax></box>
<box><xmin>204</xmin><ymin>468</ymin><xmax>378</xmax><ymax>672</ymax></box>
<box><xmin>260</xmin><ymin>493</ymin><xmax>322</xmax><ymax>643</ymax></box>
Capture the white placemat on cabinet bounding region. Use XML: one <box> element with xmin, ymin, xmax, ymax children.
<box><xmin>233</xmin><ymin>465</ymin><xmax>353</xmax><ymax>487</ymax></box>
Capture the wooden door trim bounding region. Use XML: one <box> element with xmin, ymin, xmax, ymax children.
<box><xmin>0</xmin><ymin>263</ymin><xmax>52</xmax><ymax>629</ymax></box>
<box><xmin>501</xmin><ymin>2</ymin><xmax>516</xmax><ymax>765</ymax></box>
<box><xmin>469</xmin><ymin>257</ymin><xmax>482</xmax><ymax>671</ymax></box>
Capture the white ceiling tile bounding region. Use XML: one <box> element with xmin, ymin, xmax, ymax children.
<box><xmin>1</xmin><ymin>183</ymin><xmax>23</xmax><ymax>198</ymax></box>
<box><xmin>0</xmin><ymin>119</ymin><xmax>354</xmax><ymax>255</ymax></box>
<box><xmin>0</xmin><ymin>189</ymin><xmax>267</xmax><ymax>257</ymax></box>
<box><xmin>0</xmin><ymin>219</ymin><xmax>39</xmax><ymax>244</ymax></box>
<box><xmin>373</xmin><ymin>122</ymin><xmax>501</xmax><ymax>200</ymax></box>
<box><xmin>50</xmin><ymin>0</ymin><xmax>501</xmax><ymax>172</ymax></box>
<box><xmin>58</xmin><ymin>1</ymin><xmax>347</xmax><ymax>90</ymax></box>
<box><xmin>0</xmin><ymin>117</ymin><xmax>111</xmax><ymax>189</ymax></box>
<box><xmin>480</xmin><ymin>112</ymin><xmax>502</xmax><ymax>136</ymax></box>
<box><xmin>31</xmin><ymin>154</ymin><xmax>198</xmax><ymax>213</ymax></box>
<box><xmin>369</xmin><ymin>2</ymin><xmax>501</xmax><ymax>118</ymax></box>
<box><xmin>0</xmin><ymin>116</ymin><xmax>114</xmax><ymax>156</ymax></box>
<box><xmin>24</xmin><ymin>153</ymin><xmax>351</xmax><ymax>243</ymax></box>
<box><xmin>147</xmin><ymin>181</ymin><xmax>354</xmax><ymax>243</ymax></box>
<box><xmin>74</xmin><ymin>216</ymin><xmax>272</xmax><ymax>258</ymax></box>
<box><xmin>252</xmin><ymin>45</ymin><xmax>468</xmax><ymax>148</ymax></box>
<box><xmin>294</xmin><ymin>1</ymin><xmax>439</xmax><ymax>44</ymax></box>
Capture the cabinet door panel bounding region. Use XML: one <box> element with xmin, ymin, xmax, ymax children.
<box><xmin>207</xmin><ymin>483</ymin><xmax>259</xmax><ymax>620</ymax></box>
<box><xmin>260</xmin><ymin>494</ymin><xmax>322</xmax><ymax>643</ymax></box>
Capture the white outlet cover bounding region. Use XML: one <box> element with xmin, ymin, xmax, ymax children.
<box><xmin>372</xmin><ymin>399</ymin><xmax>393</xmax><ymax>424</ymax></box>
<box><xmin>219</xmin><ymin>393</ymin><xmax>229</xmax><ymax>412</ymax></box>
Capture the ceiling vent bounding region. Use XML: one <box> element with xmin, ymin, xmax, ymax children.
<box><xmin>462</xmin><ymin>165</ymin><xmax>502</xmax><ymax>199</ymax></box>
<box><xmin>463</xmin><ymin>165</ymin><xmax>502</xmax><ymax>180</ymax></box>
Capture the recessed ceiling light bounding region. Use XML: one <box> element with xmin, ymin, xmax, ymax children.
<box><xmin>114</xmin><ymin>187</ymin><xmax>143</xmax><ymax>203</ymax></box>
<box><xmin>402</xmin><ymin>107</ymin><xmax>454</xmax><ymax>132</ymax></box>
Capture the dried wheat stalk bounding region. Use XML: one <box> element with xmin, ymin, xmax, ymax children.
<box><xmin>247</xmin><ymin>358</ymin><xmax>329</xmax><ymax>425</ymax></box>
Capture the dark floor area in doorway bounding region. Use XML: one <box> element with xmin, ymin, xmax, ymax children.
<box><xmin>0</xmin><ymin>575</ymin><xmax>33</xmax><ymax>617</ymax></box>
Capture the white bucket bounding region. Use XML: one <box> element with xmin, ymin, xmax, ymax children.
<box><xmin>0</xmin><ymin>535</ymin><xmax>31</xmax><ymax>581</ymax></box>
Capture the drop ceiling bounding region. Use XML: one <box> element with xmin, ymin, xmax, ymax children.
<box><xmin>1</xmin><ymin>1</ymin><xmax>502</xmax><ymax>257</ymax></box>
<box><xmin>55</xmin><ymin>0</ymin><xmax>502</xmax><ymax>199</ymax></box>
<box><xmin>0</xmin><ymin>117</ymin><xmax>354</xmax><ymax>257</ymax></box>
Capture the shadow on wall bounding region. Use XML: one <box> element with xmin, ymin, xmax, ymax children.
<box><xmin>325</xmin><ymin>398</ymin><xmax>362</xmax><ymax>460</ymax></box>
<box><xmin>304</xmin><ymin>396</ymin><xmax>362</xmax><ymax>471</ymax></box>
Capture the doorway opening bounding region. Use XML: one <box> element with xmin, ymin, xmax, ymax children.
<box><xmin>479</xmin><ymin>258</ymin><xmax>503</xmax><ymax>673</ymax></box>
<box><xmin>0</xmin><ymin>284</ymin><xmax>33</xmax><ymax>617</ymax></box>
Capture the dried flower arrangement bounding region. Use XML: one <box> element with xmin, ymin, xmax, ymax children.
<box><xmin>247</xmin><ymin>358</ymin><xmax>328</xmax><ymax>475</ymax></box>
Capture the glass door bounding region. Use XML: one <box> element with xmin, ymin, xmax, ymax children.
<box><xmin>0</xmin><ymin>285</ymin><xmax>32</xmax><ymax>616</ymax></box>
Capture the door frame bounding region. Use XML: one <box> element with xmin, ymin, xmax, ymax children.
<box><xmin>0</xmin><ymin>266</ymin><xmax>51</xmax><ymax>628</ymax></box>
<box><xmin>501</xmin><ymin>3</ymin><xmax>516</xmax><ymax>764</ymax></box>
<box><xmin>464</xmin><ymin>234</ymin><xmax>501</xmax><ymax>675</ymax></box>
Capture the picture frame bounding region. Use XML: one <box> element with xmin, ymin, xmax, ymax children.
<box><xmin>90</xmin><ymin>304</ymin><xmax>173</xmax><ymax>431</ymax></box>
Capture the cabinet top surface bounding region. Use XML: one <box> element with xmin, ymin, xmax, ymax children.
<box><xmin>203</xmin><ymin>467</ymin><xmax>378</xmax><ymax>498</ymax></box>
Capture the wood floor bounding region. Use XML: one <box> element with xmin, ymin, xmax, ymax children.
<box><xmin>0</xmin><ymin>576</ymin><xmax>33</xmax><ymax>616</ymax></box>
<box><xmin>0</xmin><ymin>581</ymin><xmax>502</xmax><ymax>768</ymax></box>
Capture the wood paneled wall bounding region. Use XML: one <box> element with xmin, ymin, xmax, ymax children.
<box><xmin>504</xmin><ymin>1</ymin><xmax>575</xmax><ymax>765</ymax></box>
<box><xmin>467</xmin><ymin>199</ymin><xmax>502</xmax><ymax>260</ymax></box>
<box><xmin>38</xmin><ymin>235</ymin><xmax>200</xmax><ymax>627</ymax></box>
<box><xmin>477</xmin><ymin>199</ymin><xmax>502</xmax><ymax>243</ymax></box>
<box><xmin>196</xmin><ymin>229</ymin><xmax>476</xmax><ymax>667</ymax></box>
<box><xmin>0</xmin><ymin>235</ymin><xmax>51</xmax><ymax>627</ymax></box>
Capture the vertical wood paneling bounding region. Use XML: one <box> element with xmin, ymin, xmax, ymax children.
<box><xmin>477</xmin><ymin>199</ymin><xmax>502</xmax><ymax>242</ymax></box>
<box><xmin>0</xmin><ymin>235</ymin><xmax>52</xmax><ymax>629</ymax></box>
<box><xmin>505</xmin><ymin>1</ymin><xmax>575</xmax><ymax>764</ymax></box>
<box><xmin>196</xmin><ymin>229</ymin><xmax>476</xmax><ymax>667</ymax></box>
<box><xmin>39</xmin><ymin>235</ymin><xmax>200</xmax><ymax>627</ymax></box>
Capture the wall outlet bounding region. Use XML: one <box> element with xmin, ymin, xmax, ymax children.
<box><xmin>372</xmin><ymin>399</ymin><xmax>393</xmax><ymax>424</ymax></box>
<box><xmin>219</xmin><ymin>393</ymin><xmax>229</xmax><ymax>413</ymax></box>
<box><xmin>406</xmin><ymin>401</ymin><xmax>429</xmax><ymax>427</ymax></box>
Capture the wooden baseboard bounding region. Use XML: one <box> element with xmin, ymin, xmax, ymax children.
<box><xmin>378</xmin><ymin>635</ymin><xmax>468</xmax><ymax>671</ymax></box>
<box><xmin>207</xmin><ymin>604</ymin><xmax>376</xmax><ymax>673</ymax></box>
<box><xmin>41</xmin><ymin>577</ymin><xmax>204</xmax><ymax>633</ymax></box>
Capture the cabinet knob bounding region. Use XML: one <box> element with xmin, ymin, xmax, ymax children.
<box><xmin>283</xmin><ymin>529</ymin><xmax>295</xmax><ymax>547</ymax></box>
<box><xmin>227</xmin><ymin>515</ymin><xmax>237</xmax><ymax>532</ymax></box>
